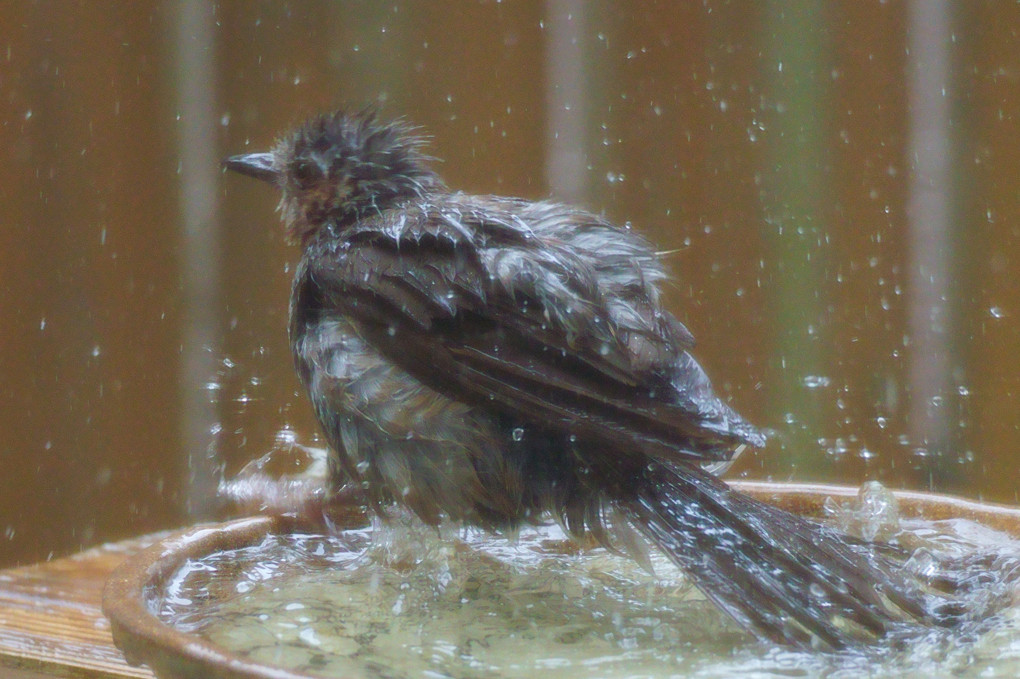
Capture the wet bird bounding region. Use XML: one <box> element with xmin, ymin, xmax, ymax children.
<box><xmin>225</xmin><ymin>108</ymin><xmax>939</xmax><ymax>648</ymax></box>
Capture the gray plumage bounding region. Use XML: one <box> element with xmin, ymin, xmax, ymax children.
<box><xmin>225</xmin><ymin>109</ymin><xmax>950</xmax><ymax>648</ymax></box>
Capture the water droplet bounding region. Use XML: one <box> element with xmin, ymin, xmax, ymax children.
<box><xmin>275</xmin><ymin>428</ymin><xmax>297</xmax><ymax>445</ymax></box>
<box><xmin>95</xmin><ymin>467</ymin><xmax>112</xmax><ymax>486</ymax></box>
<box><xmin>511</xmin><ymin>427</ymin><xmax>525</xmax><ymax>442</ymax></box>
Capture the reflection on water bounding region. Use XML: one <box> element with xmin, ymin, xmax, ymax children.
<box><xmin>160</xmin><ymin>486</ymin><xmax>1020</xmax><ymax>679</ymax></box>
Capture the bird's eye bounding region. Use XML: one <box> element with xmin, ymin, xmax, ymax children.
<box><xmin>292</xmin><ymin>159</ymin><xmax>319</xmax><ymax>188</ymax></box>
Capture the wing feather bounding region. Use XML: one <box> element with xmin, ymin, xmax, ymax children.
<box><xmin>307</xmin><ymin>201</ymin><xmax>760</xmax><ymax>462</ymax></box>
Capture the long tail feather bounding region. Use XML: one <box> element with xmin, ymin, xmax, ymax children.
<box><xmin>617</xmin><ymin>460</ymin><xmax>945</xmax><ymax>648</ymax></box>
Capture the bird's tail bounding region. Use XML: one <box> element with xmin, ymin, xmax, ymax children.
<box><xmin>615</xmin><ymin>460</ymin><xmax>944</xmax><ymax>648</ymax></box>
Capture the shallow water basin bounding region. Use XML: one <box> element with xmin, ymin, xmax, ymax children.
<box><xmin>103</xmin><ymin>482</ymin><xmax>1020</xmax><ymax>679</ymax></box>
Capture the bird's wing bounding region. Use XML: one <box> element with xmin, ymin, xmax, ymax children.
<box><xmin>304</xmin><ymin>206</ymin><xmax>760</xmax><ymax>462</ymax></box>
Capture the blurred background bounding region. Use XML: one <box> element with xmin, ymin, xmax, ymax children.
<box><xmin>2</xmin><ymin>1</ymin><xmax>1019</xmax><ymax>568</ymax></box>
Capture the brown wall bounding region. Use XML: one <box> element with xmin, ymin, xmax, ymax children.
<box><xmin>2</xmin><ymin>1</ymin><xmax>1019</xmax><ymax>567</ymax></box>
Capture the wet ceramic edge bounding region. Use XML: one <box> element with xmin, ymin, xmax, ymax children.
<box><xmin>101</xmin><ymin>483</ymin><xmax>1020</xmax><ymax>679</ymax></box>
<box><xmin>103</xmin><ymin>512</ymin><xmax>368</xmax><ymax>679</ymax></box>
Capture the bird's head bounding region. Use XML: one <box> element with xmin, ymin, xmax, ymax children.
<box><xmin>224</xmin><ymin>108</ymin><xmax>441</xmax><ymax>245</ymax></box>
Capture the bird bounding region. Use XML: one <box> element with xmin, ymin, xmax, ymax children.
<box><xmin>224</xmin><ymin>108</ymin><xmax>943</xmax><ymax>649</ymax></box>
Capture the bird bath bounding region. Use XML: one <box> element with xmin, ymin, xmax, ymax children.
<box><xmin>103</xmin><ymin>482</ymin><xmax>1020</xmax><ymax>679</ymax></box>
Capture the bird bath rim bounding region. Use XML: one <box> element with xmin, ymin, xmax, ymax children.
<box><xmin>102</xmin><ymin>482</ymin><xmax>1020</xmax><ymax>679</ymax></box>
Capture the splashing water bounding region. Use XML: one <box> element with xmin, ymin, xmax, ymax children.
<box><xmin>160</xmin><ymin>484</ymin><xmax>1020</xmax><ymax>678</ymax></box>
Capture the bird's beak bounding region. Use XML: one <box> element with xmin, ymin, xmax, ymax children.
<box><xmin>223</xmin><ymin>152</ymin><xmax>278</xmax><ymax>184</ymax></box>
